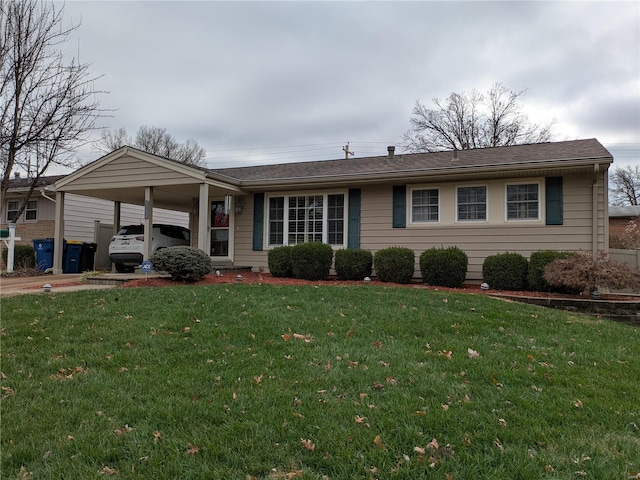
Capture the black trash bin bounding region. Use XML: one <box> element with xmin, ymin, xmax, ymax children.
<box><xmin>79</xmin><ymin>242</ymin><xmax>97</xmax><ymax>271</ymax></box>
<box><xmin>32</xmin><ymin>238</ymin><xmax>55</xmax><ymax>272</ymax></box>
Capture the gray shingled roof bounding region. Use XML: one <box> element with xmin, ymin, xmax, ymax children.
<box><xmin>207</xmin><ymin>138</ymin><xmax>612</xmax><ymax>185</ymax></box>
<box><xmin>6</xmin><ymin>174</ymin><xmax>66</xmax><ymax>190</ymax></box>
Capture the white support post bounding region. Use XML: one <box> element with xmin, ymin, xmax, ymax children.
<box><xmin>6</xmin><ymin>224</ymin><xmax>21</xmax><ymax>273</ymax></box>
<box><xmin>53</xmin><ymin>191</ymin><xmax>65</xmax><ymax>274</ymax></box>
<box><xmin>198</xmin><ymin>183</ymin><xmax>210</xmax><ymax>254</ymax></box>
<box><xmin>143</xmin><ymin>187</ymin><xmax>154</xmax><ymax>261</ymax></box>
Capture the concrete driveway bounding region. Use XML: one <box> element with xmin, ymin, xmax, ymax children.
<box><xmin>0</xmin><ymin>274</ymin><xmax>117</xmax><ymax>297</ymax></box>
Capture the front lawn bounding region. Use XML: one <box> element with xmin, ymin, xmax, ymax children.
<box><xmin>1</xmin><ymin>284</ymin><xmax>639</xmax><ymax>479</ymax></box>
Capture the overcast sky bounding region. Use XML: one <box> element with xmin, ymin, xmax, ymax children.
<box><xmin>56</xmin><ymin>0</ymin><xmax>639</xmax><ymax>171</ymax></box>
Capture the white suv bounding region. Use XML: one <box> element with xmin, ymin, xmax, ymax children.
<box><xmin>109</xmin><ymin>224</ymin><xmax>191</xmax><ymax>273</ymax></box>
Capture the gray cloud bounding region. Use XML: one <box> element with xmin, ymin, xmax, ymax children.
<box><xmin>55</xmin><ymin>0</ymin><xmax>638</xmax><ymax>169</ymax></box>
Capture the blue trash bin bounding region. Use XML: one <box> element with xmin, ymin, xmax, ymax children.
<box><xmin>63</xmin><ymin>240</ymin><xmax>83</xmax><ymax>273</ymax></box>
<box><xmin>32</xmin><ymin>238</ymin><xmax>55</xmax><ymax>272</ymax></box>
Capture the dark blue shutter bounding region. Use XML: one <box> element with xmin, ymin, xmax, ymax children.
<box><xmin>253</xmin><ymin>193</ymin><xmax>264</xmax><ymax>251</ymax></box>
<box><xmin>392</xmin><ymin>185</ymin><xmax>406</xmax><ymax>228</ymax></box>
<box><xmin>545</xmin><ymin>177</ymin><xmax>563</xmax><ymax>225</ymax></box>
<box><xmin>347</xmin><ymin>189</ymin><xmax>361</xmax><ymax>248</ymax></box>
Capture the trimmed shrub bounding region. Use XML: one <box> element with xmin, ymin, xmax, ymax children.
<box><xmin>334</xmin><ymin>248</ymin><xmax>373</xmax><ymax>280</ymax></box>
<box><xmin>2</xmin><ymin>244</ymin><xmax>36</xmax><ymax>270</ymax></box>
<box><xmin>528</xmin><ymin>250</ymin><xmax>574</xmax><ymax>292</ymax></box>
<box><xmin>290</xmin><ymin>242</ymin><xmax>334</xmax><ymax>281</ymax></box>
<box><xmin>268</xmin><ymin>246</ymin><xmax>293</xmax><ymax>278</ymax></box>
<box><xmin>150</xmin><ymin>246</ymin><xmax>211</xmax><ymax>282</ymax></box>
<box><xmin>374</xmin><ymin>247</ymin><xmax>415</xmax><ymax>284</ymax></box>
<box><xmin>482</xmin><ymin>252</ymin><xmax>529</xmax><ymax>291</ymax></box>
<box><xmin>420</xmin><ymin>246</ymin><xmax>468</xmax><ymax>288</ymax></box>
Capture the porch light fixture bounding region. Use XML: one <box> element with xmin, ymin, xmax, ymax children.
<box><xmin>235</xmin><ymin>197</ymin><xmax>245</xmax><ymax>214</ymax></box>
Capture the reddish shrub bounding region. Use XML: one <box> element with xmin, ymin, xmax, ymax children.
<box><xmin>543</xmin><ymin>251</ymin><xmax>640</xmax><ymax>293</ymax></box>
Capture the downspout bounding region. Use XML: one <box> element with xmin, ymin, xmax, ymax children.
<box><xmin>40</xmin><ymin>188</ymin><xmax>56</xmax><ymax>202</ymax></box>
<box><xmin>592</xmin><ymin>164</ymin><xmax>599</xmax><ymax>256</ymax></box>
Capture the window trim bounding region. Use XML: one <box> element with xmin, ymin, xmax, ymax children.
<box><xmin>409</xmin><ymin>186</ymin><xmax>440</xmax><ymax>224</ymax></box>
<box><xmin>455</xmin><ymin>184</ymin><xmax>488</xmax><ymax>223</ymax></box>
<box><xmin>266</xmin><ymin>191</ymin><xmax>347</xmax><ymax>248</ymax></box>
<box><xmin>504</xmin><ymin>182</ymin><xmax>541</xmax><ymax>222</ymax></box>
<box><xmin>25</xmin><ymin>199</ymin><xmax>38</xmax><ymax>221</ymax></box>
<box><xmin>6</xmin><ymin>200</ymin><xmax>19</xmax><ymax>222</ymax></box>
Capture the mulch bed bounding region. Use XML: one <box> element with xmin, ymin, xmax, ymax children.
<box><xmin>121</xmin><ymin>271</ymin><xmax>640</xmax><ymax>302</ymax></box>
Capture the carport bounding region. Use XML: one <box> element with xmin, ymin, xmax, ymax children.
<box><xmin>51</xmin><ymin>147</ymin><xmax>245</xmax><ymax>274</ymax></box>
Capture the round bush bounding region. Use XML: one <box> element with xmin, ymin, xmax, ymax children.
<box><xmin>482</xmin><ymin>252</ymin><xmax>529</xmax><ymax>291</ymax></box>
<box><xmin>420</xmin><ymin>246</ymin><xmax>468</xmax><ymax>288</ymax></box>
<box><xmin>290</xmin><ymin>242</ymin><xmax>334</xmax><ymax>281</ymax></box>
<box><xmin>335</xmin><ymin>248</ymin><xmax>373</xmax><ymax>280</ymax></box>
<box><xmin>374</xmin><ymin>247</ymin><xmax>415</xmax><ymax>284</ymax></box>
<box><xmin>150</xmin><ymin>246</ymin><xmax>211</xmax><ymax>282</ymax></box>
<box><xmin>268</xmin><ymin>246</ymin><xmax>293</xmax><ymax>278</ymax></box>
<box><xmin>528</xmin><ymin>250</ymin><xmax>573</xmax><ymax>292</ymax></box>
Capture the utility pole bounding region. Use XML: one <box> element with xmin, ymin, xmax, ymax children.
<box><xmin>343</xmin><ymin>142</ymin><xmax>354</xmax><ymax>160</ymax></box>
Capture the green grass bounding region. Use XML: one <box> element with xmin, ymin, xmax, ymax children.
<box><xmin>1</xmin><ymin>284</ymin><xmax>639</xmax><ymax>479</ymax></box>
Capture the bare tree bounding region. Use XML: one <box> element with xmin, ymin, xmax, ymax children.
<box><xmin>401</xmin><ymin>83</ymin><xmax>555</xmax><ymax>153</ymax></box>
<box><xmin>609</xmin><ymin>165</ymin><xmax>640</xmax><ymax>206</ymax></box>
<box><xmin>0</xmin><ymin>0</ymin><xmax>104</xmax><ymax>215</ymax></box>
<box><xmin>95</xmin><ymin>125</ymin><xmax>206</xmax><ymax>167</ymax></box>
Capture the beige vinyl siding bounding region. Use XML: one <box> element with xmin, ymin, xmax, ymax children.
<box><xmin>232</xmin><ymin>171</ymin><xmax>607</xmax><ymax>282</ymax></box>
<box><xmin>61</xmin><ymin>157</ymin><xmax>200</xmax><ymax>190</ymax></box>
<box><xmin>359</xmin><ymin>171</ymin><xmax>605</xmax><ymax>281</ymax></box>
<box><xmin>232</xmin><ymin>195</ymin><xmax>269</xmax><ymax>270</ymax></box>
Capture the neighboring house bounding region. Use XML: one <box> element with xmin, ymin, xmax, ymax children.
<box><xmin>608</xmin><ymin>205</ymin><xmax>640</xmax><ymax>237</ymax></box>
<box><xmin>2</xmin><ymin>173</ymin><xmax>188</xmax><ymax>269</ymax></box>
<box><xmin>50</xmin><ymin>138</ymin><xmax>612</xmax><ymax>280</ymax></box>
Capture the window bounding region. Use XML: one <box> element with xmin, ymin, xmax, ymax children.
<box><xmin>6</xmin><ymin>201</ymin><xmax>19</xmax><ymax>222</ymax></box>
<box><xmin>267</xmin><ymin>193</ymin><xmax>345</xmax><ymax>246</ymax></box>
<box><xmin>25</xmin><ymin>200</ymin><xmax>37</xmax><ymax>221</ymax></box>
<box><xmin>506</xmin><ymin>183</ymin><xmax>539</xmax><ymax>220</ymax></box>
<box><xmin>6</xmin><ymin>200</ymin><xmax>37</xmax><ymax>221</ymax></box>
<box><xmin>457</xmin><ymin>186</ymin><xmax>487</xmax><ymax>221</ymax></box>
<box><xmin>411</xmin><ymin>188</ymin><xmax>439</xmax><ymax>223</ymax></box>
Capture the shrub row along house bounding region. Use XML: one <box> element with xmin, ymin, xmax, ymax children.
<box><xmin>13</xmin><ymin>138</ymin><xmax>613</xmax><ymax>281</ymax></box>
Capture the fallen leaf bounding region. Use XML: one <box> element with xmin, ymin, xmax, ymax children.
<box><xmin>281</xmin><ymin>334</ymin><xmax>291</xmax><ymax>341</ymax></box>
<box><xmin>494</xmin><ymin>438</ymin><xmax>504</xmax><ymax>452</ymax></box>
<box><xmin>372</xmin><ymin>340</ymin><xmax>383</xmax><ymax>349</ymax></box>
<box><xmin>355</xmin><ymin>415</ymin><xmax>367</xmax><ymax>424</ymax></box>
<box><xmin>153</xmin><ymin>431</ymin><xmax>161</xmax><ymax>443</ymax></box>
<box><xmin>575</xmin><ymin>471</ymin><xmax>587</xmax><ymax>477</ymax></box>
<box><xmin>373</xmin><ymin>434</ymin><xmax>385</xmax><ymax>450</ymax></box>
<box><xmin>498</xmin><ymin>418</ymin><xmax>507</xmax><ymax>427</ymax></box>
<box><xmin>414</xmin><ymin>446</ymin><xmax>426</xmax><ymax>455</ymax></box>
<box><xmin>545</xmin><ymin>464</ymin><xmax>555</xmax><ymax>473</ymax></box>
<box><xmin>438</xmin><ymin>350</ymin><xmax>453</xmax><ymax>360</ymax></box>
<box><xmin>467</xmin><ymin>348</ymin><xmax>480</xmax><ymax>359</ymax></box>
<box><xmin>573</xmin><ymin>399</ymin><xmax>583</xmax><ymax>408</ymax></box>
<box><xmin>253</xmin><ymin>374</ymin><xmax>264</xmax><ymax>385</ymax></box>
<box><xmin>98</xmin><ymin>466</ymin><xmax>118</xmax><ymax>475</ymax></box>
<box><xmin>300</xmin><ymin>438</ymin><xmax>315</xmax><ymax>451</ymax></box>
<box><xmin>185</xmin><ymin>443</ymin><xmax>199</xmax><ymax>455</ymax></box>
<box><xmin>386</xmin><ymin>376</ymin><xmax>397</xmax><ymax>385</ymax></box>
<box><xmin>441</xmin><ymin>404</ymin><xmax>449</xmax><ymax>411</ymax></box>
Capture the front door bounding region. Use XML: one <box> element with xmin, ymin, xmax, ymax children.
<box><xmin>210</xmin><ymin>200</ymin><xmax>230</xmax><ymax>257</ymax></box>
